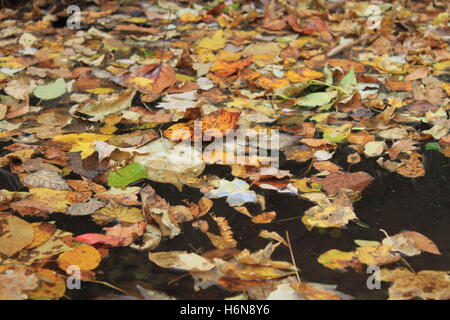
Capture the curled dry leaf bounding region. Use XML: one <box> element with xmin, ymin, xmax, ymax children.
<box><xmin>130</xmin><ymin>224</ymin><xmax>162</xmax><ymax>251</ymax></box>
<box><xmin>382</xmin><ymin>231</ymin><xmax>441</xmax><ymax>256</ymax></box>
<box><xmin>251</xmin><ymin>211</ymin><xmax>277</xmax><ymax>224</ymax></box>
<box><xmin>259</xmin><ymin>229</ymin><xmax>287</xmax><ymax>246</ymax></box>
<box><xmin>205</xmin><ymin>215</ymin><xmax>237</xmax><ymax>250</ymax></box>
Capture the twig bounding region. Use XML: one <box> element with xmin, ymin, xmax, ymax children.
<box><xmin>270</xmin><ymin>216</ymin><xmax>303</xmax><ymax>223</ymax></box>
<box><xmin>399</xmin><ymin>256</ymin><xmax>416</xmax><ymax>274</ymax></box>
<box><xmin>286</xmin><ymin>231</ymin><xmax>301</xmax><ymax>282</ymax></box>
<box><xmin>167</xmin><ymin>272</ymin><xmax>190</xmax><ymax>285</ymax></box>
<box><xmin>88</xmin><ymin>280</ymin><xmax>138</xmax><ymax>298</ymax></box>
<box><xmin>326</xmin><ymin>33</ymin><xmax>371</xmax><ymax>57</ymax></box>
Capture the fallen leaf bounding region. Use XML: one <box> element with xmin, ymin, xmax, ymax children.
<box><xmin>252</xmin><ymin>211</ymin><xmax>277</xmax><ymax>224</ymax></box>
<box><xmin>381</xmin><ymin>268</ymin><xmax>450</xmax><ymax>300</ymax></box>
<box><xmin>311</xmin><ymin>171</ymin><xmax>374</xmax><ymax>195</ymax></box>
<box><xmin>0</xmin><ymin>215</ymin><xmax>34</xmax><ymax>257</ymax></box>
<box><xmin>57</xmin><ymin>244</ymin><xmax>102</xmax><ymax>272</ymax></box>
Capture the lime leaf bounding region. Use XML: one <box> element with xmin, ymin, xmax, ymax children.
<box><xmin>296</xmin><ymin>91</ymin><xmax>337</xmax><ymax>107</ymax></box>
<box><xmin>354</xmin><ymin>239</ymin><xmax>381</xmax><ymax>247</ymax></box>
<box><xmin>323</xmin><ymin>65</ymin><xmax>333</xmax><ymax>85</ymax></box>
<box><xmin>107</xmin><ymin>162</ymin><xmax>147</xmax><ymax>188</ymax></box>
<box><xmin>338</xmin><ymin>67</ymin><xmax>356</xmax><ymax>93</ymax></box>
<box><xmin>33</xmin><ymin>78</ymin><xmax>67</xmax><ymax>100</ymax></box>
<box><xmin>425</xmin><ymin>142</ymin><xmax>440</xmax><ymax>150</ymax></box>
<box><xmin>323</xmin><ymin>123</ymin><xmax>352</xmax><ymax>143</ymax></box>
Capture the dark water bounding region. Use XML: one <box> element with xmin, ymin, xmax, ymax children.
<box><xmin>2</xmin><ymin>139</ymin><xmax>448</xmax><ymax>300</ymax></box>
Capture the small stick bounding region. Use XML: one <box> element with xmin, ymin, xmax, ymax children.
<box><xmin>286</xmin><ymin>231</ymin><xmax>301</xmax><ymax>282</ymax></box>
<box><xmin>326</xmin><ymin>33</ymin><xmax>371</xmax><ymax>57</ymax></box>
<box><xmin>399</xmin><ymin>256</ymin><xmax>416</xmax><ymax>274</ymax></box>
<box><xmin>269</xmin><ymin>215</ymin><xmax>303</xmax><ymax>224</ymax></box>
<box><xmin>167</xmin><ymin>272</ymin><xmax>190</xmax><ymax>285</ymax></box>
<box><xmin>88</xmin><ymin>280</ymin><xmax>139</xmax><ymax>298</ymax></box>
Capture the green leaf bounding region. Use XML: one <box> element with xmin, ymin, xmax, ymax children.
<box><xmin>296</xmin><ymin>91</ymin><xmax>337</xmax><ymax>107</ymax></box>
<box><xmin>33</xmin><ymin>78</ymin><xmax>67</xmax><ymax>100</ymax></box>
<box><xmin>323</xmin><ymin>65</ymin><xmax>333</xmax><ymax>85</ymax></box>
<box><xmin>425</xmin><ymin>142</ymin><xmax>440</xmax><ymax>151</ymax></box>
<box><xmin>338</xmin><ymin>67</ymin><xmax>356</xmax><ymax>93</ymax></box>
<box><xmin>107</xmin><ymin>162</ymin><xmax>147</xmax><ymax>188</ymax></box>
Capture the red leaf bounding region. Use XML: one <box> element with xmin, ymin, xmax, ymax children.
<box><xmin>73</xmin><ymin>233</ymin><xmax>124</xmax><ymax>247</ymax></box>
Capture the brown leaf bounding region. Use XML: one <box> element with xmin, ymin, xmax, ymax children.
<box><xmin>388</xmin><ymin>139</ymin><xmax>418</xmax><ymax>159</ymax></box>
<box><xmin>311</xmin><ymin>171</ymin><xmax>374</xmax><ymax>195</ymax></box>
<box><xmin>251</xmin><ymin>211</ymin><xmax>277</xmax><ymax>224</ymax></box>
<box><xmin>381</xmin><ymin>268</ymin><xmax>450</xmax><ymax>300</ymax></box>
<box><xmin>0</xmin><ymin>215</ymin><xmax>34</xmax><ymax>257</ymax></box>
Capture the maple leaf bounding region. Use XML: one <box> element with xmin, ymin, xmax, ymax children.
<box><xmin>311</xmin><ymin>171</ymin><xmax>374</xmax><ymax>195</ymax></box>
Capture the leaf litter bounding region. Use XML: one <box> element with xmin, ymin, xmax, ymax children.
<box><xmin>0</xmin><ymin>0</ymin><xmax>448</xmax><ymax>300</ymax></box>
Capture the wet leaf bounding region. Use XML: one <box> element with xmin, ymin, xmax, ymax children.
<box><xmin>0</xmin><ymin>215</ymin><xmax>34</xmax><ymax>257</ymax></box>
<box><xmin>311</xmin><ymin>171</ymin><xmax>374</xmax><ymax>195</ymax></box>
<box><xmin>57</xmin><ymin>244</ymin><xmax>102</xmax><ymax>272</ymax></box>
<box><xmin>107</xmin><ymin>162</ymin><xmax>147</xmax><ymax>188</ymax></box>
<box><xmin>381</xmin><ymin>268</ymin><xmax>450</xmax><ymax>300</ymax></box>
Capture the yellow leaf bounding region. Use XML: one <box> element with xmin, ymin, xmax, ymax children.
<box><xmin>29</xmin><ymin>188</ymin><xmax>69</xmax><ymax>213</ymax></box>
<box><xmin>355</xmin><ymin>245</ymin><xmax>400</xmax><ymax>266</ymax></box>
<box><xmin>57</xmin><ymin>244</ymin><xmax>101</xmax><ymax>271</ymax></box>
<box><xmin>433</xmin><ymin>60</ymin><xmax>450</xmax><ymax>70</ymax></box>
<box><xmin>95</xmin><ymin>203</ymin><xmax>144</xmax><ymax>223</ymax></box>
<box><xmin>175</xmin><ymin>73</ymin><xmax>196</xmax><ymax>82</ymax></box>
<box><xmin>225</xmin><ymin>97</ymin><xmax>276</xmax><ymax>117</ymax></box>
<box><xmin>53</xmin><ymin>133</ymin><xmax>111</xmax><ymax>159</ymax></box>
<box><xmin>85</xmin><ymin>88</ymin><xmax>116</xmax><ymax>94</ymax></box>
<box><xmin>197</xmin><ymin>29</ymin><xmax>226</xmax><ymax>51</ymax></box>
<box><xmin>290</xmin><ymin>179</ymin><xmax>322</xmax><ymax>193</ymax></box>
<box><xmin>286</xmin><ymin>69</ymin><xmax>323</xmax><ymax>82</ymax></box>
<box><xmin>441</xmin><ymin>83</ymin><xmax>450</xmax><ymax>96</ymax></box>
<box><xmin>216</xmin><ymin>50</ymin><xmax>241</xmax><ymax>61</ymax></box>
<box><xmin>25</xmin><ymin>222</ymin><xmax>56</xmax><ymax>249</ymax></box>
<box><xmin>129</xmin><ymin>77</ymin><xmax>154</xmax><ymax>87</ymax></box>
<box><xmin>317</xmin><ymin>249</ymin><xmax>358</xmax><ymax>270</ymax></box>
<box><xmin>323</xmin><ymin>123</ymin><xmax>352</xmax><ymax>143</ymax></box>
<box><xmin>0</xmin><ymin>57</ymin><xmax>26</xmax><ymax>69</ymax></box>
